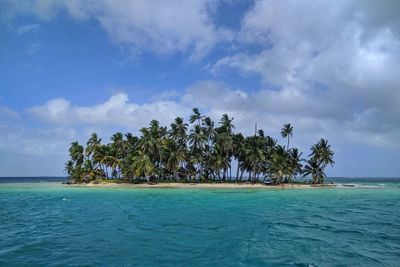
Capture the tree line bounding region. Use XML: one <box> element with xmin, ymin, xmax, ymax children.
<box><xmin>65</xmin><ymin>108</ymin><xmax>334</xmax><ymax>184</ymax></box>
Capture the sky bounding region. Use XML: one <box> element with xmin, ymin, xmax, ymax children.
<box><xmin>0</xmin><ymin>0</ymin><xmax>399</xmax><ymax>177</ymax></box>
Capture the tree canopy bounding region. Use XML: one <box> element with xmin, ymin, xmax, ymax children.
<box><xmin>65</xmin><ymin>108</ymin><xmax>334</xmax><ymax>184</ymax></box>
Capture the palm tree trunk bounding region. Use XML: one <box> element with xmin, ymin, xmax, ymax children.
<box><xmin>229</xmin><ymin>165</ymin><xmax>232</xmax><ymax>181</ymax></box>
<box><xmin>236</xmin><ymin>163</ymin><xmax>240</xmax><ymax>182</ymax></box>
<box><xmin>199</xmin><ymin>163</ymin><xmax>203</xmax><ymax>182</ymax></box>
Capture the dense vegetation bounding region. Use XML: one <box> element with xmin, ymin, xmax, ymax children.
<box><xmin>65</xmin><ymin>108</ymin><xmax>334</xmax><ymax>184</ymax></box>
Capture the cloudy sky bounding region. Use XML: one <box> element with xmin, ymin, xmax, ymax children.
<box><xmin>0</xmin><ymin>0</ymin><xmax>399</xmax><ymax>177</ymax></box>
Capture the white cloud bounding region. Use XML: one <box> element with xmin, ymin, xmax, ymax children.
<box><xmin>0</xmin><ymin>123</ymin><xmax>76</xmax><ymax>176</ymax></box>
<box><xmin>27</xmin><ymin>80</ymin><xmax>400</xmax><ymax>149</ymax></box>
<box><xmin>1</xmin><ymin>77</ymin><xmax>399</xmax><ymax>176</ymax></box>
<box><xmin>1</xmin><ymin>0</ymin><xmax>399</xmax><ymax>176</ymax></box>
<box><xmin>26</xmin><ymin>42</ymin><xmax>40</xmax><ymax>55</ymax></box>
<box><xmin>209</xmin><ymin>0</ymin><xmax>400</xmax><ymax>148</ymax></box>
<box><xmin>28</xmin><ymin>92</ymin><xmax>191</xmax><ymax>130</ymax></box>
<box><xmin>16</xmin><ymin>23</ymin><xmax>40</xmax><ymax>35</ymax></box>
<box><xmin>0</xmin><ymin>105</ymin><xmax>20</xmax><ymax>121</ymax></box>
<box><xmin>0</xmin><ymin>105</ymin><xmax>73</xmax><ymax>158</ymax></box>
<box><xmin>2</xmin><ymin>0</ymin><xmax>232</xmax><ymax>60</ymax></box>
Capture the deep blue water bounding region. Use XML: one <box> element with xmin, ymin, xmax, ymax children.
<box><xmin>0</xmin><ymin>178</ymin><xmax>399</xmax><ymax>266</ymax></box>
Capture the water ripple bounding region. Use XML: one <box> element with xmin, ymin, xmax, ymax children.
<box><xmin>0</xmin><ymin>183</ymin><xmax>399</xmax><ymax>266</ymax></box>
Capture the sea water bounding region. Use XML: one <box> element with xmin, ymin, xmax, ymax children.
<box><xmin>0</xmin><ymin>178</ymin><xmax>399</xmax><ymax>266</ymax></box>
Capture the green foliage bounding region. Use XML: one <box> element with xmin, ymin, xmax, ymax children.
<box><xmin>281</xmin><ymin>123</ymin><xmax>293</xmax><ymax>150</ymax></box>
<box><xmin>303</xmin><ymin>138</ymin><xmax>335</xmax><ymax>183</ymax></box>
<box><xmin>65</xmin><ymin>108</ymin><xmax>334</xmax><ymax>184</ymax></box>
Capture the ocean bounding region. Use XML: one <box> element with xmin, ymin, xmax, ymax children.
<box><xmin>0</xmin><ymin>177</ymin><xmax>399</xmax><ymax>266</ymax></box>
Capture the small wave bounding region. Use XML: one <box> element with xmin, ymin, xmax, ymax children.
<box><xmin>336</xmin><ymin>183</ymin><xmax>358</xmax><ymax>188</ymax></box>
<box><xmin>359</xmin><ymin>185</ymin><xmax>385</xmax><ymax>189</ymax></box>
<box><xmin>336</xmin><ymin>183</ymin><xmax>386</xmax><ymax>189</ymax></box>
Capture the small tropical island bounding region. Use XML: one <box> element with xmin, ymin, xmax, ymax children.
<box><xmin>64</xmin><ymin>108</ymin><xmax>335</xmax><ymax>188</ymax></box>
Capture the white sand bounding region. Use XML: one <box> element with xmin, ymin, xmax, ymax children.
<box><xmin>68</xmin><ymin>182</ymin><xmax>335</xmax><ymax>189</ymax></box>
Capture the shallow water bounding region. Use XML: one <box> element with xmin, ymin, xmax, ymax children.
<box><xmin>0</xmin><ymin>179</ymin><xmax>399</xmax><ymax>266</ymax></box>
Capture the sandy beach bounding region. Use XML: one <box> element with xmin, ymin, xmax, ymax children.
<box><xmin>67</xmin><ymin>182</ymin><xmax>336</xmax><ymax>189</ymax></box>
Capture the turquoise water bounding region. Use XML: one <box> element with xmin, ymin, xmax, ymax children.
<box><xmin>1</xmin><ymin>181</ymin><xmax>399</xmax><ymax>266</ymax></box>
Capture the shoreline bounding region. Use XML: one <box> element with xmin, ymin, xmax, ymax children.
<box><xmin>66</xmin><ymin>182</ymin><xmax>336</xmax><ymax>189</ymax></box>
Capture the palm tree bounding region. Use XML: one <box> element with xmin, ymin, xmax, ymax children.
<box><xmin>150</xmin><ymin>120</ymin><xmax>168</xmax><ymax>177</ymax></box>
<box><xmin>125</xmin><ymin>133</ymin><xmax>139</xmax><ymax>149</ymax></box>
<box><xmin>303</xmin><ymin>159</ymin><xmax>326</xmax><ymax>184</ymax></box>
<box><xmin>217</xmin><ymin>114</ymin><xmax>235</xmax><ymax>180</ymax></box>
<box><xmin>132</xmin><ymin>152</ymin><xmax>155</xmax><ymax>182</ymax></box>
<box><xmin>101</xmin><ymin>154</ymin><xmax>121</xmax><ymax>179</ymax></box>
<box><xmin>170</xmin><ymin>117</ymin><xmax>188</xmax><ymax>146</ymax></box>
<box><xmin>111</xmin><ymin>132</ymin><xmax>124</xmax><ymax>144</ymax></box>
<box><xmin>269</xmin><ymin>145</ymin><xmax>289</xmax><ymax>184</ymax></box>
<box><xmin>310</xmin><ymin>138</ymin><xmax>335</xmax><ymax>167</ymax></box>
<box><xmin>189</xmin><ymin>107</ymin><xmax>204</xmax><ymax>126</ymax></box>
<box><xmin>137</xmin><ymin>121</ymin><xmax>165</xmax><ymax>179</ymax></box>
<box><xmin>203</xmin><ymin>117</ymin><xmax>217</xmax><ymax>145</ymax></box>
<box><xmin>305</xmin><ymin>138</ymin><xmax>334</xmax><ymax>184</ymax></box>
<box><xmin>281</xmin><ymin>123</ymin><xmax>293</xmax><ymax>150</ymax></box>
<box><xmin>93</xmin><ymin>144</ymin><xmax>109</xmax><ymax>179</ymax></box>
<box><xmin>64</xmin><ymin>108</ymin><xmax>334</xmax><ymax>184</ymax></box>
<box><xmin>85</xmin><ymin>133</ymin><xmax>102</xmax><ymax>157</ymax></box>
<box><xmin>188</xmin><ymin>124</ymin><xmax>207</xmax><ymax>180</ymax></box>
<box><xmin>232</xmin><ymin>133</ymin><xmax>245</xmax><ymax>181</ymax></box>
<box><xmin>161</xmin><ymin>138</ymin><xmax>186</xmax><ymax>180</ymax></box>
<box><xmin>209</xmin><ymin>146</ymin><xmax>230</xmax><ymax>181</ymax></box>
<box><xmin>215</xmin><ymin>132</ymin><xmax>233</xmax><ymax>180</ymax></box>
<box><xmin>67</xmin><ymin>141</ymin><xmax>85</xmax><ymax>182</ymax></box>
<box><xmin>219</xmin><ymin>113</ymin><xmax>234</xmax><ymax>134</ymax></box>
<box><xmin>64</xmin><ymin>160</ymin><xmax>74</xmax><ymax>178</ymax></box>
<box><xmin>108</xmin><ymin>133</ymin><xmax>125</xmax><ymax>178</ymax></box>
<box><xmin>69</xmin><ymin>141</ymin><xmax>84</xmax><ymax>166</ymax></box>
<box><xmin>287</xmin><ymin>148</ymin><xmax>304</xmax><ymax>183</ymax></box>
<box><xmin>84</xmin><ymin>133</ymin><xmax>102</xmax><ymax>178</ymax></box>
<box><xmin>82</xmin><ymin>159</ymin><xmax>103</xmax><ymax>181</ymax></box>
<box><xmin>244</xmin><ymin>136</ymin><xmax>265</xmax><ymax>183</ymax></box>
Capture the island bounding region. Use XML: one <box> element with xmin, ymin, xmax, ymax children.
<box><xmin>64</xmin><ymin>108</ymin><xmax>335</xmax><ymax>187</ymax></box>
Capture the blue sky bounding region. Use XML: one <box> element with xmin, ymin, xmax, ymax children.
<box><xmin>0</xmin><ymin>0</ymin><xmax>399</xmax><ymax>177</ymax></box>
